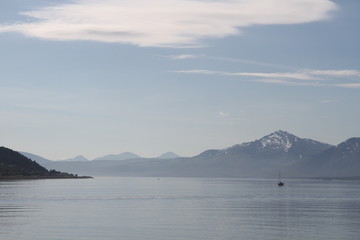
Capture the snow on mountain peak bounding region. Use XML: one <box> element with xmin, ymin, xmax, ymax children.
<box><xmin>337</xmin><ymin>138</ymin><xmax>360</xmax><ymax>152</ymax></box>
<box><xmin>259</xmin><ymin>130</ymin><xmax>297</xmax><ymax>152</ymax></box>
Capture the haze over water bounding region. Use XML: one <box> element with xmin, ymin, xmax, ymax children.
<box><xmin>1</xmin><ymin>177</ymin><xmax>359</xmax><ymax>240</ymax></box>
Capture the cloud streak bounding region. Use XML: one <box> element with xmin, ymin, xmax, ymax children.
<box><xmin>167</xmin><ymin>54</ymin><xmax>198</xmax><ymax>60</ymax></box>
<box><xmin>174</xmin><ymin>68</ymin><xmax>360</xmax><ymax>89</ymax></box>
<box><xmin>175</xmin><ymin>69</ymin><xmax>320</xmax><ymax>80</ymax></box>
<box><xmin>305</xmin><ymin>70</ymin><xmax>360</xmax><ymax>77</ymax></box>
<box><xmin>333</xmin><ymin>83</ymin><xmax>360</xmax><ymax>89</ymax></box>
<box><xmin>0</xmin><ymin>0</ymin><xmax>337</xmax><ymax>47</ymax></box>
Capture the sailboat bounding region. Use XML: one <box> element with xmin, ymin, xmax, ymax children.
<box><xmin>278</xmin><ymin>169</ymin><xmax>284</xmax><ymax>186</ymax></box>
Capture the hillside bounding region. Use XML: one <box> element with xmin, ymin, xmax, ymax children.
<box><xmin>291</xmin><ymin>137</ymin><xmax>360</xmax><ymax>177</ymax></box>
<box><xmin>0</xmin><ymin>147</ymin><xmax>91</xmax><ymax>179</ymax></box>
<box><xmin>20</xmin><ymin>151</ymin><xmax>52</xmax><ymax>166</ymax></box>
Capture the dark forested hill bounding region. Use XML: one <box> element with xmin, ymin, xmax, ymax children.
<box><xmin>0</xmin><ymin>146</ymin><xmax>90</xmax><ymax>179</ymax></box>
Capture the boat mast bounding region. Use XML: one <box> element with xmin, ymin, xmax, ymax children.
<box><xmin>278</xmin><ymin>169</ymin><xmax>284</xmax><ymax>186</ymax></box>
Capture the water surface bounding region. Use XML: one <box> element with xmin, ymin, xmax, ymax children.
<box><xmin>1</xmin><ymin>177</ymin><xmax>359</xmax><ymax>240</ymax></box>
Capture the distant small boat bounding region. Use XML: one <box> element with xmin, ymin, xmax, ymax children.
<box><xmin>278</xmin><ymin>170</ymin><xmax>284</xmax><ymax>186</ymax></box>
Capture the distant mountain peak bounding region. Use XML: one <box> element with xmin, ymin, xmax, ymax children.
<box><xmin>258</xmin><ymin>130</ymin><xmax>298</xmax><ymax>152</ymax></box>
<box><xmin>337</xmin><ymin>137</ymin><xmax>360</xmax><ymax>149</ymax></box>
<box><xmin>268</xmin><ymin>130</ymin><xmax>295</xmax><ymax>138</ymax></box>
<box><xmin>274</xmin><ymin>129</ymin><xmax>290</xmax><ymax>134</ymax></box>
<box><xmin>334</xmin><ymin>137</ymin><xmax>360</xmax><ymax>157</ymax></box>
<box><xmin>223</xmin><ymin>130</ymin><xmax>331</xmax><ymax>161</ymax></box>
<box><xmin>157</xmin><ymin>152</ymin><xmax>179</xmax><ymax>159</ymax></box>
<box><xmin>94</xmin><ymin>152</ymin><xmax>140</xmax><ymax>161</ymax></box>
<box><xmin>65</xmin><ymin>155</ymin><xmax>89</xmax><ymax>162</ymax></box>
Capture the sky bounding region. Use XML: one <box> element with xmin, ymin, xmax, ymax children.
<box><xmin>0</xmin><ymin>0</ymin><xmax>359</xmax><ymax>160</ymax></box>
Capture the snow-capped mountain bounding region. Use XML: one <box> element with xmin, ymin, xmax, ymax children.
<box><xmin>203</xmin><ymin>130</ymin><xmax>332</xmax><ymax>160</ymax></box>
<box><xmin>191</xmin><ymin>130</ymin><xmax>333</xmax><ymax>177</ymax></box>
<box><xmin>251</xmin><ymin>130</ymin><xmax>298</xmax><ymax>152</ymax></box>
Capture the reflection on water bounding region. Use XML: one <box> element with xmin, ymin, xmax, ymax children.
<box><xmin>0</xmin><ymin>205</ymin><xmax>33</xmax><ymax>216</ymax></box>
<box><xmin>0</xmin><ymin>178</ymin><xmax>360</xmax><ymax>240</ymax></box>
<box><xmin>0</xmin><ymin>181</ymin><xmax>40</xmax><ymax>236</ymax></box>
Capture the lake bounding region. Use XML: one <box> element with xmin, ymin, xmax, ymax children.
<box><xmin>1</xmin><ymin>177</ymin><xmax>360</xmax><ymax>240</ymax></box>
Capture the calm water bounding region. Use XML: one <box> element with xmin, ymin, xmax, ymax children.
<box><xmin>1</xmin><ymin>177</ymin><xmax>360</xmax><ymax>240</ymax></box>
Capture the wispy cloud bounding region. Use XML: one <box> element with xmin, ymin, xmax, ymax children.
<box><xmin>321</xmin><ymin>99</ymin><xmax>337</xmax><ymax>104</ymax></box>
<box><xmin>253</xmin><ymin>79</ymin><xmax>325</xmax><ymax>87</ymax></box>
<box><xmin>305</xmin><ymin>70</ymin><xmax>360</xmax><ymax>77</ymax></box>
<box><xmin>167</xmin><ymin>54</ymin><xmax>198</xmax><ymax>60</ymax></box>
<box><xmin>199</xmin><ymin>55</ymin><xmax>298</xmax><ymax>70</ymax></box>
<box><xmin>333</xmin><ymin>83</ymin><xmax>360</xmax><ymax>89</ymax></box>
<box><xmin>175</xmin><ymin>69</ymin><xmax>319</xmax><ymax>80</ymax></box>
<box><xmin>174</xmin><ymin>68</ymin><xmax>360</xmax><ymax>89</ymax></box>
<box><xmin>0</xmin><ymin>0</ymin><xmax>337</xmax><ymax>47</ymax></box>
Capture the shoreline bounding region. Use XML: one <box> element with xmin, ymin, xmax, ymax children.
<box><xmin>0</xmin><ymin>175</ymin><xmax>93</xmax><ymax>180</ymax></box>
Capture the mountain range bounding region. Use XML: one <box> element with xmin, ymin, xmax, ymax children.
<box><xmin>24</xmin><ymin>152</ymin><xmax>181</xmax><ymax>162</ymax></box>
<box><xmin>8</xmin><ymin>130</ymin><xmax>360</xmax><ymax>178</ymax></box>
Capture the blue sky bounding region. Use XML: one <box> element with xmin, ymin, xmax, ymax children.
<box><xmin>1</xmin><ymin>0</ymin><xmax>359</xmax><ymax>160</ymax></box>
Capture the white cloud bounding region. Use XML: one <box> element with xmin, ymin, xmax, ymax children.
<box><xmin>0</xmin><ymin>0</ymin><xmax>337</xmax><ymax>47</ymax></box>
<box><xmin>167</xmin><ymin>54</ymin><xmax>198</xmax><ymax>60</ymax></box>
<box><xmin>218</xmin><ymin>111</ymin><xmax>229</xmax><ymax>118</ymax></box>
